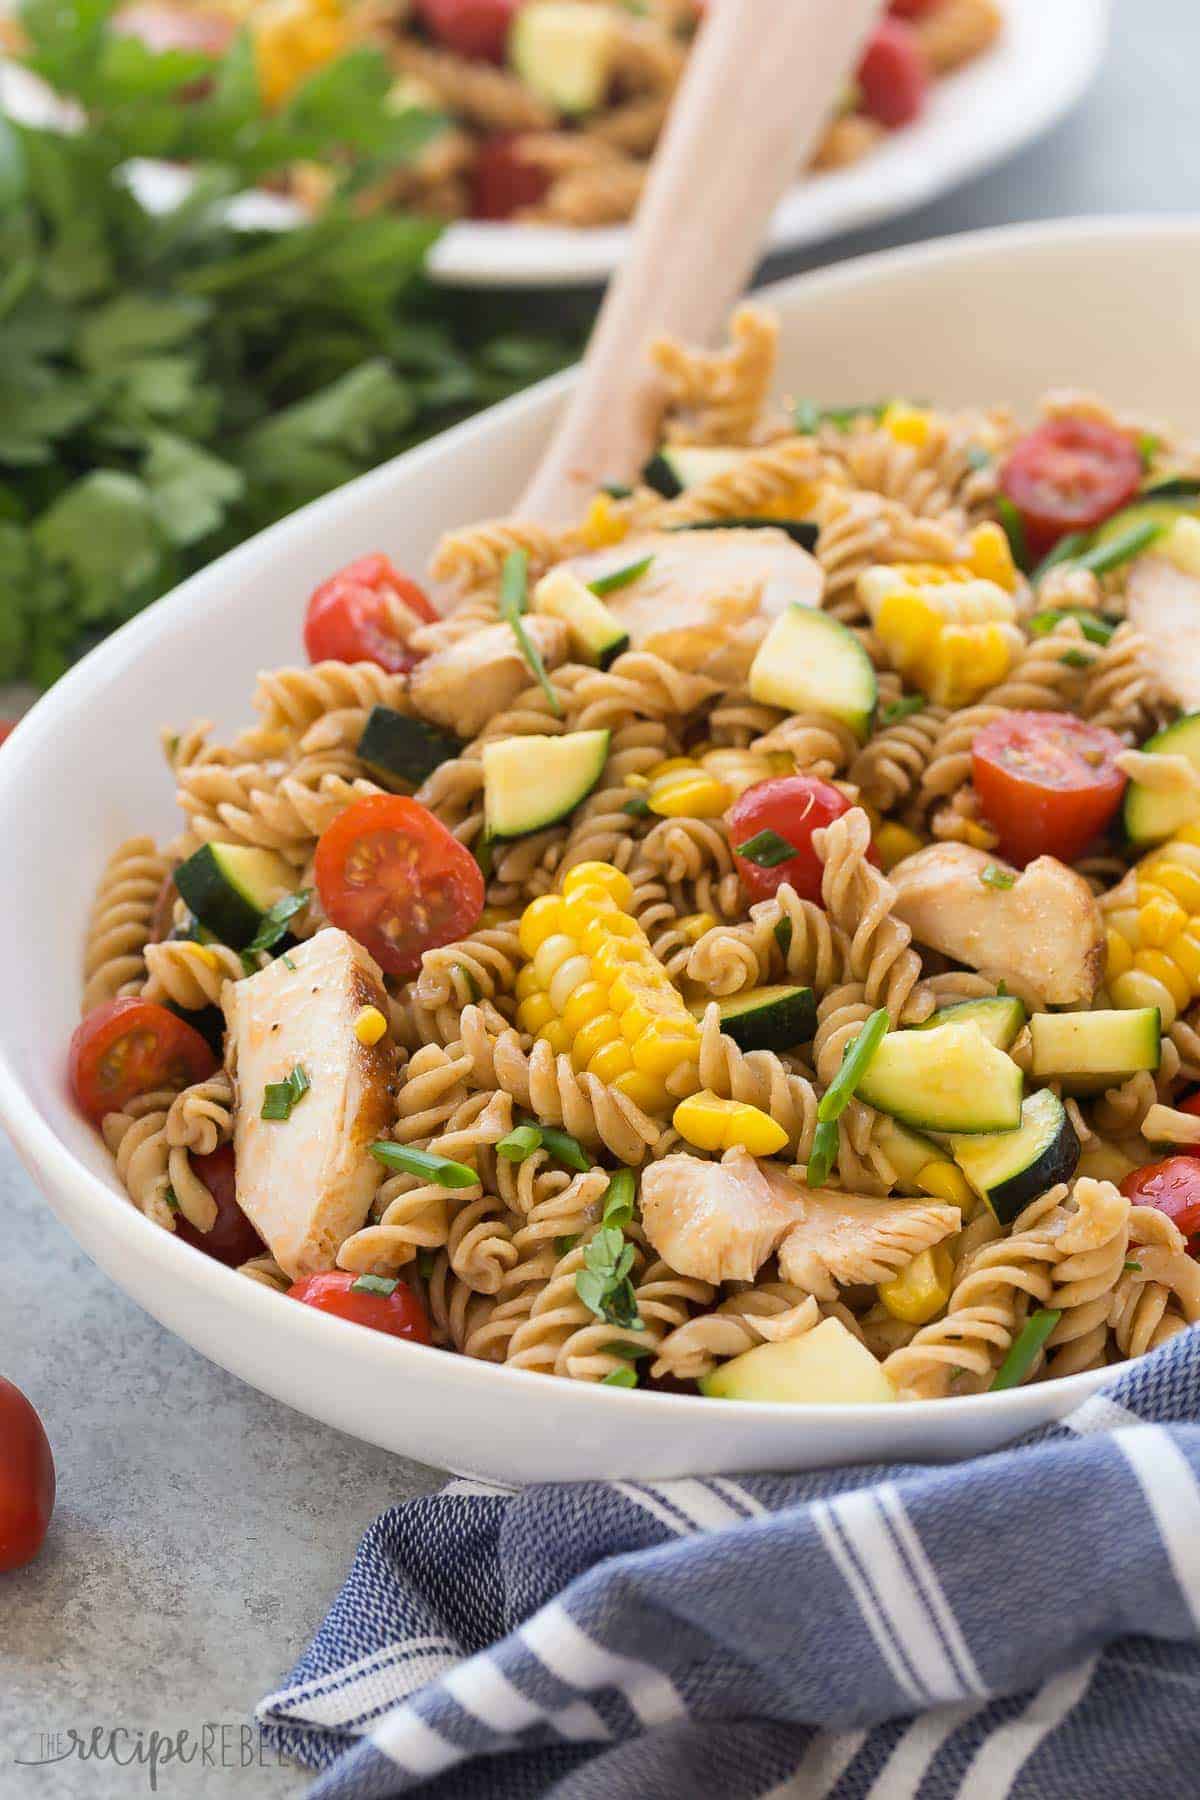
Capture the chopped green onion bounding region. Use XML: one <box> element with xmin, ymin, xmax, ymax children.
<box><xmin>474</xmin><ymin>833</ymin><xmax>495</xmax><ymax>880</ymax></box>
<box><xmin>774</xmin><ymin>916</ymin><xmax>793</xmax><ymax>959</ymax></box>
<box><xmin>535</xmin><ymin>1125</ymin><xmax>590</xmax><ymax>1173</ymax></box>
<box><xmin>500</xmin><ymin>549</ymin><xmax>562</xmax><ymax>719</ymax></box>
<box><xmin>995</xmin><ymin>497</ymin><xmax>1030</xmax><ymax>573</ymax></box>
<box><xmin>979</xmin><ymin>863</ymin><xmax>1016</xmax><ymax>890</ymax></box>
<box><xmin>793</xmin><ymin>399</ymin><xmax>820</xmax><ymax>436</ymax></box>
<box><xmin>735</xmin><ymin>827</ymin><xmax>797</xmax><ymax>869</ymax></box>
<box><xmin>588</xmin><ymin>554</ymin><xmax>654</xmax><ymax>597</ymax></box>
<box><xmin>1059</xmin><ymin>649</ymin><xmax>1092</xmax><ymax>669</ymax></box>
<box><xmin>453</xmin><ymin>962</ymin><xmax>481</xmax><ymax>1003</ymax></box>
<box><xmin>1072</xmin><ymin>518</ymin><xmax>1164</xmax><ymax>576</ymax></box>
<box><xmin>368</xmin><ymin>1142</ymin><xmax>477</xmax><ymax>1187</ymax></box>
<box><xmin>602</xmin><ymin>1365</ymin><xmax>638</xmax><ymax>1388</ymax></box>
<box><xmin>601</xmin><ymin>1169</ymin><xmax>637</xmax><ymax>1231</ymax></box>
<box><xmin>554</xmin><ymin>1234</ymin><xmax>579</xmax><ymax>1258</ymax></box>
<box><xmin>164</xmin><ymin>1184</ymin><xmax>180</xmax><ymax>1211</ymax></box>
<box><xmin>806</xmin><ymin>1119</ymin><xmax>839</xmax><ymax>1187</ymax></box>
<box><xmin>879</xmin><ymin>694</ymin><xmax>926</xmax><ymax>728</ymax></box>
<box><xmin>261</xmin><ymin>1064</ymin><xmax>310</xmax><ymax>1122</ymax></box>
<box><xmin>351</xmin><ymin>1274</ymin><xmax>398</xmax><ymax>1297</ymax></box>
<box><xmin>1031</xmin><ymin>531</ymin><xmax>1091</xmax><ymax>584</ymax></box>
<box><xmin>990</xmin><ymin>1308</ymin><xmax>1062</xmax><ymax>1390</ymax></box>
<box><xmin>605</xmin><ymin>1338</ymin><xmax>652</xmax><ymax>1360</ymax></box>
<box><xmin>965</xmin><ymin>445</ymin><xmax>993</xmax><ymax>472</ymax></box>
<box><xmin>1029</xmin><ymin>607</ymin><xmax>1115</xmax><ymax>646</ymax></box>
<box><xmin>496</xmin><ymin>1124</ymin><xmax>543</xmax><ymax>1163</ymax></box>
<box><xmin>281</xmin><ymin>953</ymin><xmax>297</xmax><ymax>972</ymax></box>
<box><xmin>417</xmin><ymin>1249</ymin><xmax>437</xmax><ymax>1280</ymax></box>
<box><xmin>601</xmin><ymin>482</ymin><xmax>633</xmax><ymax>500</ymax></box>
<box><xmin>1137</xmin><ymin>432</ymin><xmax>1161</xmax><ymax>471</ymax></box>
<box><xmin>1124</xmin><ymin>1260</ymin><xmax>1143</xmax><ymax>1273</ymax></box>
<box><xmin>242</xmin><ymin>889</ymin><xmax>310</xmax><ymax>972</ymax></box>
<box><xmin>624</xmin><ymin>794</ymin><xmax>651</xmax><ymax>817</ymax></box>
<box><xmin>817</xmin><ymin>1008</ymin><xmax>889</xmax><ymax>1124</ymax></box>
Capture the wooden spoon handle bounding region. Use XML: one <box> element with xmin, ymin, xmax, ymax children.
<box><xmin>519</xmin><ymin>0</ymin><xmax>883</xmax><ymax>525</ymax></box>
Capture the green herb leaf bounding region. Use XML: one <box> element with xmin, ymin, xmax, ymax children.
<box><xmin>368</xmin><ymin>1142</ymin><xmax>477</xmax><ymax>1187</ymax></box>
<box><xmin>995</xmin><ymin>497</ymin><xmax>1031</xmax><ymax>573</ymax></box>
<box><xmin>990</xmin><ymin>1308</ymin><xmax>1062</xmax><ymax>1390</ymax></box>
<box><xmin>1028</xmin><ymin>607</ymin><xmax>1115</xmax><ymax>646</ymax></box>
<box><xmin>817</xmin><ymin>1008</ymin><xmax>889</xmax><ymax>1125</ymax></box>
<box><xmin>261</xmin><ymin>1064</ymin><xmax>311</xmax><ymax>1122</ymax></box>
<box><xmin>735</xmin><ymin>827</ymin><xmax>797</xmax><ymax>869</ymax></box>
<box><xmin>575</xmin><ymin>1220</ymin><xmax>643</xmax><ymax>1330</ymax></box>
<box><xmin>500</xmin><ymin>548</ymin><xmax>562</xmax><ymax>718</ymax></box>
<box><xmin>241</xmin><ymin>889</ymin><xmax>310</xmax><ymax>972</ymax></box>
<box><xmin>1059</xmin><ymin>649</ymin><xmax>1092</xmax><ymax>669</ymax></box>
<box><xmin>602</xmin><ymin>1365</ymin><xmax>638</xmax><ymax>1388</ymax></box>
<box><xmin>554</xmin><ymin>1234</ymin><xmax>579</xmax><ymax>1258</ymax></box>
<box><xmin>624</xmin><ymin>794</ymin><xmax>652</xmax><ymax>817</ymax></box>
<box><xmin>806</xmin><ymin>1118</ymin><xmax>839</xmax><ymax>1187</ymax></box>
<box><xmin>496</xmin><ymin>1124</ymin><xmax>543</xmax><ymax>1163</ymax></box>
<box><xmin>1072</xmin><ymin>518</ymin><xmax>1164</xmax><ymax>576</ymax></box>
<box><xmin>588</xmin><ymin>554</ymin><xmax>653</xmax><ymax>597</ymax></box>
<box><xmin>979</xmin><ymin>863</ymin><xmax>1016</xmax><ymax>890</ymax></box>
<box><xmin>350</xmin><ymin>1274</ymin><xmax>399</xmax><ymax>1297</ymax></box>
<box><xmin>604</xmin><ymin>1338</ymin><xmax>653</xmax><ymax>1360</ymax></box>
<box><xmin>879</xmin><ymin>694</ymin><xmax>926</xmax><ymax>728</ymax></box>
<box><xmin>1124</xmin><ymin>1260</ymin><xmax>1143</xmax><ymax>1272</ymax></box>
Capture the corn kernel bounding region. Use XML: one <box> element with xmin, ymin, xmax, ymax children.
<box><xmin>673</xmin><ymin>1090</ymin><xmax>787</xmax><ymax>1155</ymax></box>
<box><xmin>1133</xmin><ymin>948</ymin><xmax>1192</xmax><ymax>1012</ymax></box>
<box><xmin>561</xmin><ymin>981</ymin><xmax>610</xmax><ymax>1036</ymax></box>
<box><xmin>620</xmin><ymin>990</ymin><xmax>680</xmax><ymax>1042</ymax></box>
<box><xmin>573</xmin><ymin>1011</ymin><xmax>622</xmax><ymax>1066</ymax></box>
<box><xmin>592</xmin><ymin>937</ymin><xmax>653</xmax><ymax>984</ymax></box>
<box><xmin>1105</xmin><ymin>927</ymin><xmax>1134</xmax><ymax>982</ymax></box>
<box><xmin>875</xmin><ymin>822</ymin><xmax>924</xmax><ymax>872</ymax></box>
<box><xmin>613</xmin><ymin>1069</ymin><xmax>669</xmax><ymax>1113</ymax></box>
<box><xmin>729</xmin><ymin>1102</ymin><xmax>788</xmax><ymax>1156</ymax></box>
<box><xmin>609</xmin><ymin>965</ymin><xmax>669</xmax><ymax>1014</ymax></box>
<box><xmin>672</xmin><ymin>1091</ymin><xmax>727</xmax><ymax>1151</ymax></box>
<box><xmin>1166</xmin><ymin>927</ymin><xmax>1200</xmax><ymax>987</ymax></box>
<box><xmin>519</xmin><ymin>895</ymin><xmax>566</xmax><ymax>958</ymax></box>
<box><xmin>1111</xmin><ymin>966</ymin><xmax>1180</xmax><ymax>1025</ymax></box>
<box><xmin>969</xmin><ymin>521</ymin><xmax>1017</xmax><ymax>592</ymax></box>
<box><xmin>588</xmin><ymin>1038</ymin><xmax>634</xmax><ymax>1083</ymax></box>
<box><xmin>914</xmin><ymin>1160</ymin><xmax>974</xmax><ymax>1211</ymax></box>
<box><xmin>539</xmin><ymin>1021</ymin><xmax>573</xmax><ymax>1057</ymax></box>
<box><xmin>882</xmin><ymin>402</ymin><xmax>932</xmax><ymax>449</ymax></box>
<box><xmin>758</xmin><ymin>480</ymin><xmax>820</xmax><ymax>519</ymax></box>
<box><xmin>533</xmin><ymin>934</ymin><xmax>578</xmax><ymax>988</ymax></box>
<box><xmin>632</xmin><ymin>1022</ymin><xmax>702</xmax><ymax>1079</ymax></box>
<box><xmin>877</xmin><ymin>1245</ymin><xmax>955</xmax><ymax>1325</ymax></box>
<box><xmin>548</xmin><ymin>954</ymin><xmax>593</xmax><ymax>1013</ymax></box>
<box><xmin>559</xmin><ymin>887</ymin><xmax>618</xmax><ymax>935</ymax></box>
<box><xmin>581</xmin><ymin>911</ymin><xmax>642</xmax><ymax>954</ymax></box>
<box><xmin>678</xmin><ymin>911</ymin><xmax>717</xmax><ymax>945</ymax></box>
<box><xmin>515</xmin><ymin>963</ymin><xmax>542</xmax><ymax>1002</ymax></box>
<box><xmin>578</xmin><ymin>493</ymin><xmax>630</xmax><ymax>549</ymax></box>
<box><xmin>647</xmin><ymin>768</ymin><xmax>732</xmax><ymax>819</ymax></box>
<box><xmin>517</xmin><ymin>993</ymin><xmax>556</xmax><ymax>1036</ymax></box>
<box><xmin>183</xmin><ymin>942</ymin><xmax>220</xmax><ymax>971</ymax></box>
<box><xmin>562</xmin><ymin>863</ymin><xmax>634</xmax><ymax>908</ymax></box>
<box><xmin>352</xmin><ymin>1004</ymin><xmax>388</xmax><ymax>1047</ymax></box>
<box><xmin>1137</xmin><ymin>887</ymin><xmax>1188</xmax><ymax>946</ymax></box>
<box><xmin>1146</xmin><ymin>858</ymin><xmax>1200</xmax><ymax>913</ymax></box>
<box><xmin>644</xmin><ymin>758</ymin><xmax>697</xmax><ymax>780</ymax></box>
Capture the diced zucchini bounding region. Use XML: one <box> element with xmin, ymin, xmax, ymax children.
<box><xmin>174</xmin><ymin>844</ymin><xmax>296</xmax><ymax>950</ymax></box>
<box><xmin>748</xmin><ymin>606</ymin><xmax>877</xmax><ymax>741</ymax></box>
<box><xmin>1029</xmin><ymin>1006</ymin><xmax>1161</xmax><ymax>1091</ymax></box>
<box><xmin>357</xmin><ymin>706</ymin><xmax>461</xmax><ymax>790</ymax></box>
<box><xmin>533</xmin><ymin>568</ymin><xmax>630</xmax><ymax>669</ymax></box>
<box><xmin>873</xmin><ymin>1117</ymin><xmax>948</xmax><ymax>1189</ymax></box>
<box><xmin>950</xmin><ymin>1088</ymin><xmax>1080</xmax><ymax>1227</ymax></box>
<box><xmin>508</xmin><ymin>1</ymin><xmax>618</xmax><ymax>113</ymax></box>
<box><xmin>856</xmin><ymin>1020</ymin><xmax>1023</xmax><ymax>1134</ymax></box>
<box><xmin>700</xmin><ymin>1317</ymin><xmax>896</xmax><ymax>1405</ymax></box>
<box><xmin>1094</xmin><ymin>496</ymin><xmax>1199</xmax><ymax>550</ymax></box>
<box><xmin>641</xmin><ymin>446</ymin><xmax>749</xmax><ymax>499</ymax></box>
<box><xmin>1124</xmin><ymin>712</ymin><xmax>1200</xmax><ymax>843</ymax></box>
<box><xmin>917</xmin><ymin>995</ymin><xmax>1027</xmax><ymax>1051</ymax></box>
<box><xmin>698</xmin><ymin>984</ymin><xmax>816</xmax><ymax>1052</ymax></box>
<box><xmin>482</xmin><ymin>729</ymin><xmax>609</xmax><ymax>838</ymax></box>
<box><xmin>672</xmin><ymin>519</ymin><xmax>819</xmax><ymax>552</ymax></box>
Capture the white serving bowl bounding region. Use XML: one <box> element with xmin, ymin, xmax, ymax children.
<box><xmin>2</xmin><ymin>218</ymin><xmax>1195</xmax><ymax>1483</ymax></box>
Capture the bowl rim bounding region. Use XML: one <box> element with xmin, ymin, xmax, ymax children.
<box><xmin>4</xmin><ymin>212</ymin><xmax>1198</xmax><ymax>1431</ymax></box>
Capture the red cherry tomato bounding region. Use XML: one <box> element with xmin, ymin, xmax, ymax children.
<box><xmin>315</xmin><ymin>794</ymin><xmax>485</xmax><ymax>978</ymax></box>
<box><xmin>69</xmin><ymin>998</ymin><xmax>218</xmax><ymax>1127</ymax></box>
<box><xmin>1178</xmin><ymin>1092</ymin><xmax>1200</xmax><ymax>1121</ymax></box>
<box><xmin>0</xmin><ymin>721</ymin><xmax>17</xmax><ymax>747</ymax></box>
<box><xmin>1121</xmin><ymin>1157</ymin><xmax>1200</xmax><ymax>1247</ymax></box>
<box><xmin>304</xmin><ymin>554</ymin><xmax>437</xmax><ymax>675</ymax></box>
<box><xmin>999</xmin><ymin>419</ymin><xmax>1143</xmax><ymax>560</ymax></box>
<box><xmin>857</xmin><ymin>19</ymin><xmax>930</xmax><ymax>129</ymax></box>
<box><xmin>726</xmin><ymin>775</ymin><xmax>877</xmax><ymax>906</ymax></box>
<box><xmin>289</xmin><ymin>1271</ymin><xmax>432</xmax><ymax>1342</ymax></box>
<box><xmin>888</xmin><ymin>0</ymin><xmax>941</xmax><ymax>17</ymax></box>
<box><xmin>471</xmin><ymin>135</ymin><xmax>551</xmax><ymax>220</ymax></box>
<box><xmin>414</xmin><ymin>0</ymin><xmax>521</xmax><ymax>61</ymax></box>
<box><xmin>971</xmin><ymin>712</ymin><xmax>1127</xmax><ymax>866</ymax></box>
<box><xmin>172</xmin><ymin>1145</ymin><xmax>265</xmax><ymax>1268</ymax></box>
<box><xmin>0</xmin><ymin>1378</ymin><xmax>55</xmax><ymax>1572</ymax></box>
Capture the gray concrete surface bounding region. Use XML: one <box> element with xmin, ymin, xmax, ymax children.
<box><xmin>0</xmin><ymin>0</ymin><xmax>1191</xmax><ymax>1792</ymax></box>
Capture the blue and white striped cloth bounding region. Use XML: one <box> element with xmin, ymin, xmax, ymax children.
<box><xmin>258</xmin><ymin>1332</ymin><xmax>1200</xmax><ymax>1799</ymax></box>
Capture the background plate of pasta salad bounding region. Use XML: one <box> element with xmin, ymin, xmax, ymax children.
<box><xmin>0</xmin><ymin>0</ymin><xmax>1108</xmax><ymax>287</ymax></box>
<box><xmin>1</xmin><ymin>217</ymin><xmax>1197</xmax><ymax>1484</ymax></box>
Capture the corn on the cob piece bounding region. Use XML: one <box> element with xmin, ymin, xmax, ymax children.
<box><xmin>673</xmin><ymin>1090</ymin><xmax>788</xmax><ymax>1156</ymax></box>
<box><xmin>253</xmin><ymin>0</ymin><xmax>349</xmax><ymax>106</ymax></box>
<box><xmin>859</xmin><ymin>529</ymin><xmax>1022</xmax><ymax>707</ymax></box>
<box><xmin>877</xmin><ymin>1244</ymin><xmax>955</xmax><ymax>1324</ymax></box>
<box><xmin>516</xmin><ymin>862</ymin><xmax>701</xmax><ymax>1114</ymax></box>
<box><xmin>1104</xmin><ymin>823</ymin><xmax>1200</xmax><ymax>1026</ymax></box>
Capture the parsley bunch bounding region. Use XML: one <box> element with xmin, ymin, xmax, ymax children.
<box><xmin>0</xmin><ymin>0</ymin><xmax>579</xmax><ymax>686</ymax></box>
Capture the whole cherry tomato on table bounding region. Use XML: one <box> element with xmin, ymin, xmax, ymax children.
<box><xmin>315</xmin><ymin>794</ymin><xmax>485</xmax><ymax>978</ymax></box>
<box><xmin>414</xmin><ymin>0</ymin><xmax>522</xmax><ymax>61</ymax></box>
<box><xmin>304</xmin><ymin>554</ymin><xmax>437</xmax><ymax>674</ymax></box>
<box><xmin>290</xmin><ymin>1271</ymin><xmax>432</xmax><ymax>1342</ymax></box>
<box><xmin>471</xmin><ymin>135</ymin><xmax>552</xmax><ymax>220</ymax></box>
<box><xmin>69</xmin><ymin>998</ymin><xmax>218</xmax><ymax>1126</ymax></box>
<box><xmin>0</xmin><ymin>1378</ymin><xmax>55</xmax><ymax>1572</ymax></box>
<box><xmin>857</xmin><ymin>19</ymin><xmax>930</xmax><ymax>129</ymax></box>
<box><xmin>726</xmin><ymin>775</ymin><xmax>879</xmax><ymax>907</ymax></box>
<box><xmin>173</xmin><ymin>1145</ymin><xmax>266</xmax><ymax>1268</ymax></box>
<box><xmin>999</xmin><ymin>419</ymin><xmax>1143</xmax><ymax>561</ymax></box>
<box><xmin>971</xmin><ymin>712</ymin><xmax>1128</xmax><ymax>866</ymax></box>
<box><xmin>1121</xmin><ymin>1157</ymin><xmax>1200</xmax><ymax>1251</ymax></box>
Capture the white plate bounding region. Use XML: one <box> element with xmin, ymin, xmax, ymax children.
<box><xmin>0</xmin><ymin>0</ymin><xmax>1108</xmax><ymax>287</ymax></box>
<box><xmin>0</xmin><ymin>217</ymin><xmax>1193</xmax><ymax>1484</ymax></box>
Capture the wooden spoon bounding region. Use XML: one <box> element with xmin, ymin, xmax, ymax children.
<box><xmin>519</xmin><ymin>0</ymin><xmax>884</xmax><ymax>525</ymax></box>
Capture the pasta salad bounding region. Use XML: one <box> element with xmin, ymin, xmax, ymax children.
<box><xmin>72</xmin><ymin>304</ymin><xmax>1200</xmax><ymax>1405</ymax></box>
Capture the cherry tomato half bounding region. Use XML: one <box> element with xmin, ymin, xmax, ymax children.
<box><xmin>1178</xmin><ymin>1091</ymin><xmax>1200</xmax><ymax>1122</ymax></box>
<box><xmin>726</xmin><ymin>775</ymin><xmax>877</xmax><ymax>907</ymax></box>
<box><xmin>888</xmin><ymin>0</ymin><xmax>941</xmax><ymax>17</ymax></box>
<box><xmin>414</xmin><ymin>0</ymin><xmax>521</xmax><ymax>61</ymax></box>
<box><xmin>172</xmin><ymin>1145</ymin><xmax>265</xmax><ymax>1268</ymax></box>
<box><xmin>0</xmin><ymin>721</ymin><xmax>17</xmax><ymax>748</ymax></box>
<box><xmin>289</xmin><ymin>1271</ymin><xmax>432</xmax><ymax>1342</ymax></box>
<box><xmin>999</xmin><ymin>419</ymin><xmax>1143</xmax><ymax>560</ymax></box>
<box><xmin>857</xmin><ymin>19</ymin><xmax>929</xmax><ymax>129</ymax></box>
<box><xmin>971</xmin><ymin>711</ymin><xmax>1127</xmax><ymax>866</ymax></box>
<box><xmin>1121</xmin><ymin>1157</ymin><xmax>1200</xmax><ymax>1247</ymax></box>
<box><xmin>0</xmin><ymin>1378</ymin><xmax>55</xmax><ymax>1573</ymax></box>
<box><xmin>471</xmin><ymin>135</ymin><xmax>551</xmax><ymax>220</ymax></box>
<box><xmin>315</xmin><ymin>794</ymin><xmax>485</xmax><ymax>978</ymax></box>
<box><xmin>304</xmin><ymin>554</ymin><xmax>437</xmax><ymax>675</ymax></box>
<box><xmin>69</xmin><ymin>998</ymin><xmax>218</xmax><ymax>1127</ymax></box>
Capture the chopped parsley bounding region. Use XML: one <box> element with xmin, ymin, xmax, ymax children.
<box><xmin>1124</xmin><ymin>1260</ymin><xmax>1143</xmax><ymax>1273</ymax></box>
<box><xmin>241</xmin><ymin>889</ymin><xmax>311</xmax><ymax>973</ymax></box>
<box><xmin>554</xmin><ymin>1234</ymin><xmax>580</xmax><ymax>1258</ymax></box>
<box><xmin>735</xmin><ymin>827</ymin><xmax>797</xmax><ymax>869</ymax></box>
<box><xmin>879</xmin><ymin>694</ymin><xmax>926</xmax><ymax>728</ymax></box>
<box><xmin>575</xmin><ymin>1171</ymin><xmax>642</xmax><ymax>1329</ymax></box>
<box><xmin>1059</xmin><ymin>649</ymin><xmax>1093</xmax><ymax>669</ymax></box>
<box><xmin>261</xmin><ymin>1064</ymin><xmax>311</xmax><ymax>1121</ymax></box>
<box><xmin>979</xmin><ymin>863</ymin><xmax>1016</xmax><ymax>890</ymax></box>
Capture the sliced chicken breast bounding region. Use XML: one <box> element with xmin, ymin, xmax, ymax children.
<box><xmin>1127</xmin><ymin>553</ymin><xmax>1200</xmax><ymax>711</ymax></box>
<box><xmin>408</xmin><ymin>616</ymin><xmax>569</xmax><ymax>738</ymax></box>
<box><xmin>224</xmin><ymin>927</ymin><xmax>394</xmax><ymax>1278</ymax></box>
<box><xmin>640</xmin><ymin>1147</ymin><xmax>800</xmax><ymax>1283</ymax></box>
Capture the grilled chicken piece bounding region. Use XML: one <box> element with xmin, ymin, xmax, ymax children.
<box><xmin>766</xmin><ymin>1171</ymin><xmax>960</xmax><ymax>1302</ymax></box>
<box><xmin>1126</xmin><ymin>554</ymin><xmax>1200</xmax><ymax>711</ymax></box>
<box><xmin>408</xmin><ymin>616</ymin><xmax>569</xmax><ymax>737</ymax></box>
<box><xmin>562</xmin><ymin>529</ymin><xmax>824</xmax><ymax>684</ymax></box>
<box><xmin>640</xmin><ymin>1148</ymin><xmax>802</xmax><ymax>1283</ymax></box>
<box><xmin>889</xmin><ymin>843</ymin><xmax>1104</xmax><ymax>1006</ymax></box>
<box><xmin>223</xmin><ymin>928</ymin><xmax>393</xmax><ymax>1279</ymax></box>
